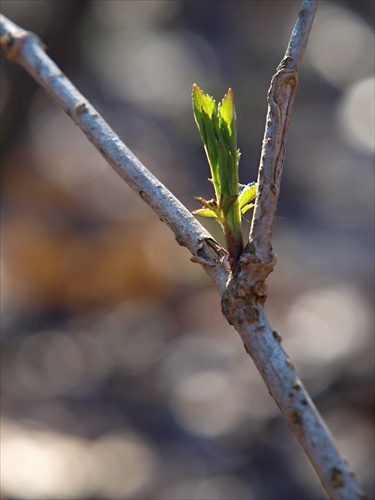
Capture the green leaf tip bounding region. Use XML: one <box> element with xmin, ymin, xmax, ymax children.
<box><xmin>192</xmin><ymin>84</ymin><xmax>216</xmax><ymax>118</ymax></box>
<box><xmin>191</xmin><ymin>207</ymin><xmax>218</xmax><ymax>219</ymax></box>
<box><xmin>239</xmin><ymin>182</ymin><xmax>257</xmax><ymax>211</ymax></box>
<box><xmin>191</xmin><ymin>85</ymin><xmax>257</xmax><ymax>266</ymax></box>
<box><xmin>219</xmin><ymin>88</ymin><xmax>235</xmax><ymax>140</ymax></box>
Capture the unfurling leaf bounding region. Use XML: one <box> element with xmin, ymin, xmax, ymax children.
<box><xmin>218</xmin><ymin>89</ymin><xmax>236</xmax><ymax>155</ymax></box>
<box><xmin>191</xmin><ymin>208</ymin><xmax>218</xmax><ymax>219</ymax></box>
<box><xmin>192</xmin><ymin>84</ymin><xmax>257</xmax><ymax>266</ymax></box>
<box><xmin>241</xmin><ymin>203</ymin><xmax>255</xmax><ymax>215</ymax></box>
<box><xmin>239</xmin><ymin>182</ymin><xmax>257</xmax><ymax>210</ymax></box>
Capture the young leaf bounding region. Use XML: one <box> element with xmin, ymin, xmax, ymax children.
<box><xmin>192</xmin><ymin>85</ymin><xmax>256</xmax><ymax>266</ymax></box>
<box><xmin>239</xmin><ymin>182</ymin><xmax>257</xmax><ymax>209</ymax></box>
<box><xmin>217</xmin><ymin>91</ymin><xmax>242</xmax><ymax>260</ymax></box>
<box><xmin>241</xmin><ymin>203</ymin><xmax>255</xmax><ymax>215</ymax></box>
<box><xmin>192</xmin><ymin>85</ymin><xmax>221</xmax><ymax>199</ymax></box>
<box><xmin>191</xmin><ymin>208</ymin><xmax>218</xmax><ymax>219</ymax></box>
<box><xmin>218</xmin><ymin>89</ymin><xmax>236</xmax><ymax>155</ymax></box>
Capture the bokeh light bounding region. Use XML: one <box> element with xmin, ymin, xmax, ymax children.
<box><xmin>1</xmin><ymin>420</ymin><xmax>156</xmax><ymax>500</ymax></box>
<box><xmin>283</xmin><ymin>284</ymin><xmax>371</xmax><ymax>365</ymax></box>
<box><xmin>307</xmin><ymin>4</ymin><xmax>374</xmax><ymax>88</ymax></box>
<box><xmin>338</xmin><ymin>76</ymin><xmax>375</xmax><ymax>153</ymax></box>
<box><xmin>170</xmin><ymin>370</ymin><xmax>249</xmax><ymax>437</ymax></box>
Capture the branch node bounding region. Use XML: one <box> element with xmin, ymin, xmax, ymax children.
<box><xmin>75</xmin><ymin>102</ymin><xmax>87</xmax><ymax>115</ymax></box>
<box><xmin>190</xmin><ymin>237</ymin><xmax>227</xmax><ymax>267</ymax></box>
<box><xmin>1</xmin><ymin>27</ymin><xmax>44</xmax><ymax>62</ymax></box>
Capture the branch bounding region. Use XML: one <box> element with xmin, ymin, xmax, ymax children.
<box><xmin>0</xmin><ymin>14</ymin><xmax>230</xmax><ymax>295</ymax></box>
<box><xmin>223</xmin><ymin>2</ymin><xmax>365</xmax><ymax>498</ymax></box>
<box><xmin>249</xmin><ymin>1</ymin><xmax>318</xmax><ymax>259</ymax></box>
<box><xmin>0</xmin><ymin>5</ymin><xmax>366</xmax><ymax>499</ymax></box>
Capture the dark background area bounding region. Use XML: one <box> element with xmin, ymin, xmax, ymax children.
<box><xmin>1</xmin><ymin>1</ymin><xmax>374</xmax><ymax>499</ymax></box>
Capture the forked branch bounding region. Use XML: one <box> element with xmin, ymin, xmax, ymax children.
<box><xmin>0</xmin><ymin>3</ymin><xmax>366</xmax><ymax>498</ymax></box>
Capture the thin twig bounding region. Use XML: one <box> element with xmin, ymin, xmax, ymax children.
<box><xmin>249</xmin><ymin>1</ymin><xmax>318</xmax><ymax>259</ymax></box>
<box><xmin>223</xmin><ymin>1</ymin><xmax>365</xmax><ymax>498</ymax></box>
<box><xmin>0</xmin><ymin>5</ymin><xmax>366</xmax><ymax>499</ymax></box>
<box><xmin>0</xmin><ymin>14</ymin><xmax>230</xmax><ymax>294</ymax></box>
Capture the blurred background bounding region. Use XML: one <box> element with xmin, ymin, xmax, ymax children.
<box><xmin>1</xmin><ymin>1</ymin><xmax>374</xmax><ymax>499</ymax></box>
